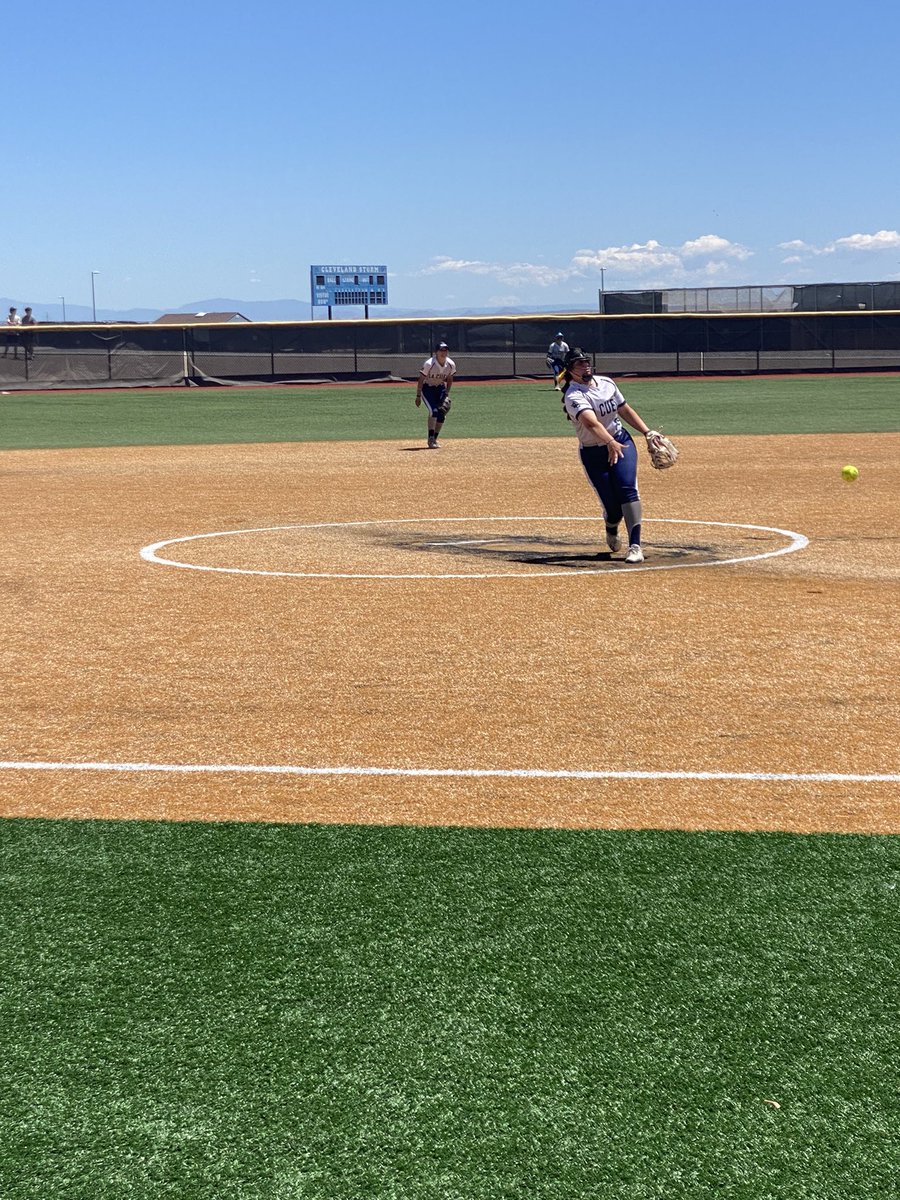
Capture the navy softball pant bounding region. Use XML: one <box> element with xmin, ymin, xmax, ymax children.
<box><xmin>579</xmin><ymin>430</ymin><xmax>639</xmax><ymax>524</ymax></box>
<box><xmin>421</xmin><ymin>383</ymin><xmax>448</xmax><ymax>416</ymax></box>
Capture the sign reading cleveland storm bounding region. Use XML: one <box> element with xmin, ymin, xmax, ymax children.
<box><xmin>310</xmin><ymin>265</ymin><xmax>388</xmax><ymax>309</ymax></box>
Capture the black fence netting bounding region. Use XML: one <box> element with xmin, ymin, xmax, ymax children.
<box><xmin>2</xmin><ymin>310</ymin><xmax>899</xmax><ymax>391</ymax></box>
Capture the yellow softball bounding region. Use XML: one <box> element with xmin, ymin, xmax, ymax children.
<box><xmin>841</xmin><ymin>464</ymin><xmax>859</xmax><ymax>482</ymax></box>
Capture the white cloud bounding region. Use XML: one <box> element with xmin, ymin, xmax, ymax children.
<box><xmin>571</xmin><ymin>240</ymin><xmax>682</xmax><ymax>274</ymax></box>
<box><xmin>412</xmin><ymin>226</ymin><xmax>897</xmax><ymax>299</ymax></box>
<box><xmin>681</xmin><ymin>234</ymin><xmax>751</xmax><ymax>260</ymax></box>
<box><xmin>829</xmin><ymin>229</ymin><xmax>900</xmax><ymax>252</ymax></box>
<box><xmin>777</xmin><ymin>239</ymin><xmax>815</xmax><ymax>252</ymax></box>
<box><xmin>572</xmin><ymin>235</ymin><xmax>751</xmax><ymax>276</ymax></box>
<box><xmin>698</xmin><ymin>260</ymin><xmax>732</xmax><ymax>278</ymax></box>
<box><xmin>496</xmin><ymin>263</ymin><xmax>571</xmax><ymax>287</ymax></box>
<box><xmin>422</xmin><ymin>256</ymin><xmax>494</xmax><ymax>276</ymax></box>
<box><xmin>777</xmin><ymin>230</ymin><xmax>900</xmax><ymax>257</ymax></box>
<box><xmin>421</xmin><ymin>256</ymin><xmax>571</xmax><ymax>288</ymax></box>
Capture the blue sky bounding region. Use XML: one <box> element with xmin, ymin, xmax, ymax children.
<box><xmin>5</xmin><ymin>0</ymin><xmax>899</xmax><ymax>315</ymax></box>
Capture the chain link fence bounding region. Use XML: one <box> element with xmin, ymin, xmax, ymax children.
<box><xmin>602</xmin><ymin>281</ymin><xmax>900</xmax><ymax>314</ymax></box>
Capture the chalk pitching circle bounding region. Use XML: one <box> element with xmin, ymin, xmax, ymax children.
<box><xmin>140</xmin><ymin>516</ymin><xmax>809</xmax><ymax>580</ymax></box>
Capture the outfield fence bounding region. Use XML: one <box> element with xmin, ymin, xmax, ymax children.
<box><xmin>601</xmin><ymin>280</ymin><xmax>900</xmax><ymax>314</ymax></box>
<box><xmin>2</xmin><ymin>309</ymin><xmax>899</xmax><ymax>390</ymax></box>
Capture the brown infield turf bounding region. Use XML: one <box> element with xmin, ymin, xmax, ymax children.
<box><xmin>1</xmin><ymin>433</ymin><xmax>898</xmax><ymax>833</ymax></box>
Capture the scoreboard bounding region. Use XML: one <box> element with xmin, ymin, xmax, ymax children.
<box><xmin>310</xmin><ymin>264</ymin><xmax>388</xmax><ymax>310</ymax></box>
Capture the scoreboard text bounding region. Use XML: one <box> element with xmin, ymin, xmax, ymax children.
<box><xmin>310</xmin><ymin>264</ymin><xmax>388</xmax><ymax>308</ymax></box>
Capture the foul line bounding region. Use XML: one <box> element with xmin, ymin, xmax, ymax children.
<box><xmin>0</xmin><ymin>761</ymin><xmax>897</xmax><ymax>784</ymax></box>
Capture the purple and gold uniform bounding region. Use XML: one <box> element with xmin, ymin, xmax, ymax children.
<box><xmin>419</xmin><ymin>352</ymin><xmax>456</xmax><ymax>412</ymax></box>
<box><xmin>416</xmin><ymin>343</ymin><xmax>456</xmax><ymax>449</ymax></box>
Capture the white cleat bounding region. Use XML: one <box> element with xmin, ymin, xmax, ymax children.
<box><xmin>624</xmin><ymin>544</ymin><xmax>644</xmax><ymax>564</ymax></box>
<box><xmin>605</xmin><ymin>527</ymin><xmax>621</xmax><ymax>552</ymax></box>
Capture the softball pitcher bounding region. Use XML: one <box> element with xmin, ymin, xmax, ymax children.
<box><xmin>560</xmin><ymin>347</ymin><xmax>656</xmax><ymax>563</ymax></box>
<box><xmin>415</xmin><ymin>342</ymin><xmax>456</xmax><ymax>449</ymax></box>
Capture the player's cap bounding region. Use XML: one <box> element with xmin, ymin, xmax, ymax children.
<box><xmin>436</xmin><ymin>342</ymin><xmax>449</xmax><ymax>349</ymax></box>
<box><xmin>564</xmin><ymin>347</ymin><xmax>590</xmax><ymax>367</ymax></box>
<box><xmin>555</xmin><ymin>331</ymin><xmax>564</xmax><ymax>337</ymax></box>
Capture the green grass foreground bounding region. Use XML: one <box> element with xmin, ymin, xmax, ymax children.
<box><xmin>0</xmin><ymin>373</ymin><xmax>898</xmax><ymax>449</ymax></box>
<box><xmin>2</xmin><ymin>817</ymin><xmax>898</xmax><ymax>1199</ymax></box>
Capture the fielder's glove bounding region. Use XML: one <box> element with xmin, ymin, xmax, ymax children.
<box><xmin>645</xmin><ymin>430</ymin><xmax>679</xmax><ymax>469</ymax></box>
<box><xmin>439</xmin><ymin>396</ymin><xmax>452</xmax><ymax>414</ymax></box>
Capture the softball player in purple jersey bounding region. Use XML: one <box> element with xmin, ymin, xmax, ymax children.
<box><xmin>415</xmin><ymin>342</ymin><xmax>456</xmax><ymax>448</ymax></box>
<box><xmin>561</xmin><ymin>348</ymin><xmax>655</xmax><ymax>563</ymax></box>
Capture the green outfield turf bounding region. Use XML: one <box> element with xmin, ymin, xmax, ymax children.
<box><xmin>0</xmin><ymin>373</ymin><xmax>897</xmax><ymax>450</ymax></box>
<box><xmin>1</xmin><ymin>817</ymin><xmax>897</xmax><ymax>1199</ymax></box>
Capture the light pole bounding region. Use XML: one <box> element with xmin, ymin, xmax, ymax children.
<box><xmin>90</xmin><ymin>271</ymin><xmax>99</xmax><ymax>322</ymax></box>
<box><xmin>599</xmin><ymin>267</ymin><xmax>606</xmax><ymax>313</ymax></box>
<box><xmin>59</xmin><ymin>296</ymin><xmax>66</xmax><ymax>321</ymax></box>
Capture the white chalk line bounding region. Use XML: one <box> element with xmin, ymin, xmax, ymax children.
<box><xmin>0</xmin><ymin>761</ymin><xmax>896</xmax><ymax>784</ymax></box>
<box><xmin>140</xmin><ymin>516</ymin><xmax>809</xmax><ymax>580</ymax></box>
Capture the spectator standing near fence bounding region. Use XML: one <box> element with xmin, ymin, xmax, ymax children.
<box><xmin>20</xmin><ymin>307</ymin><xmax>37</xmax><ymax>360</ymax></box>
<box><xmin>546</xmin><ymin>332</ymin><xmax>569</xmax><ymax>390</ymax></box>
<box><xmin>3</xmin><ymin>306</ymin><xmax>21</xmax><ymax>358</ymax></box>
<box><xmin>415</xmin><ymin>341</ymin><xmax>456</xmax><ymax>449</ymax></box>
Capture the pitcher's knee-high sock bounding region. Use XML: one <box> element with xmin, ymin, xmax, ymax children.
<box><xmin>622</xmin><ymin>500</ymin><xmax>642</xmax><ymax>546</ymax></box>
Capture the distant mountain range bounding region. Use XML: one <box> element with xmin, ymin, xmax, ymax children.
<box><xmin>1</xmin><ymin>296</ymin><xmax>595</xmax><ymax>324</ymax></box>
